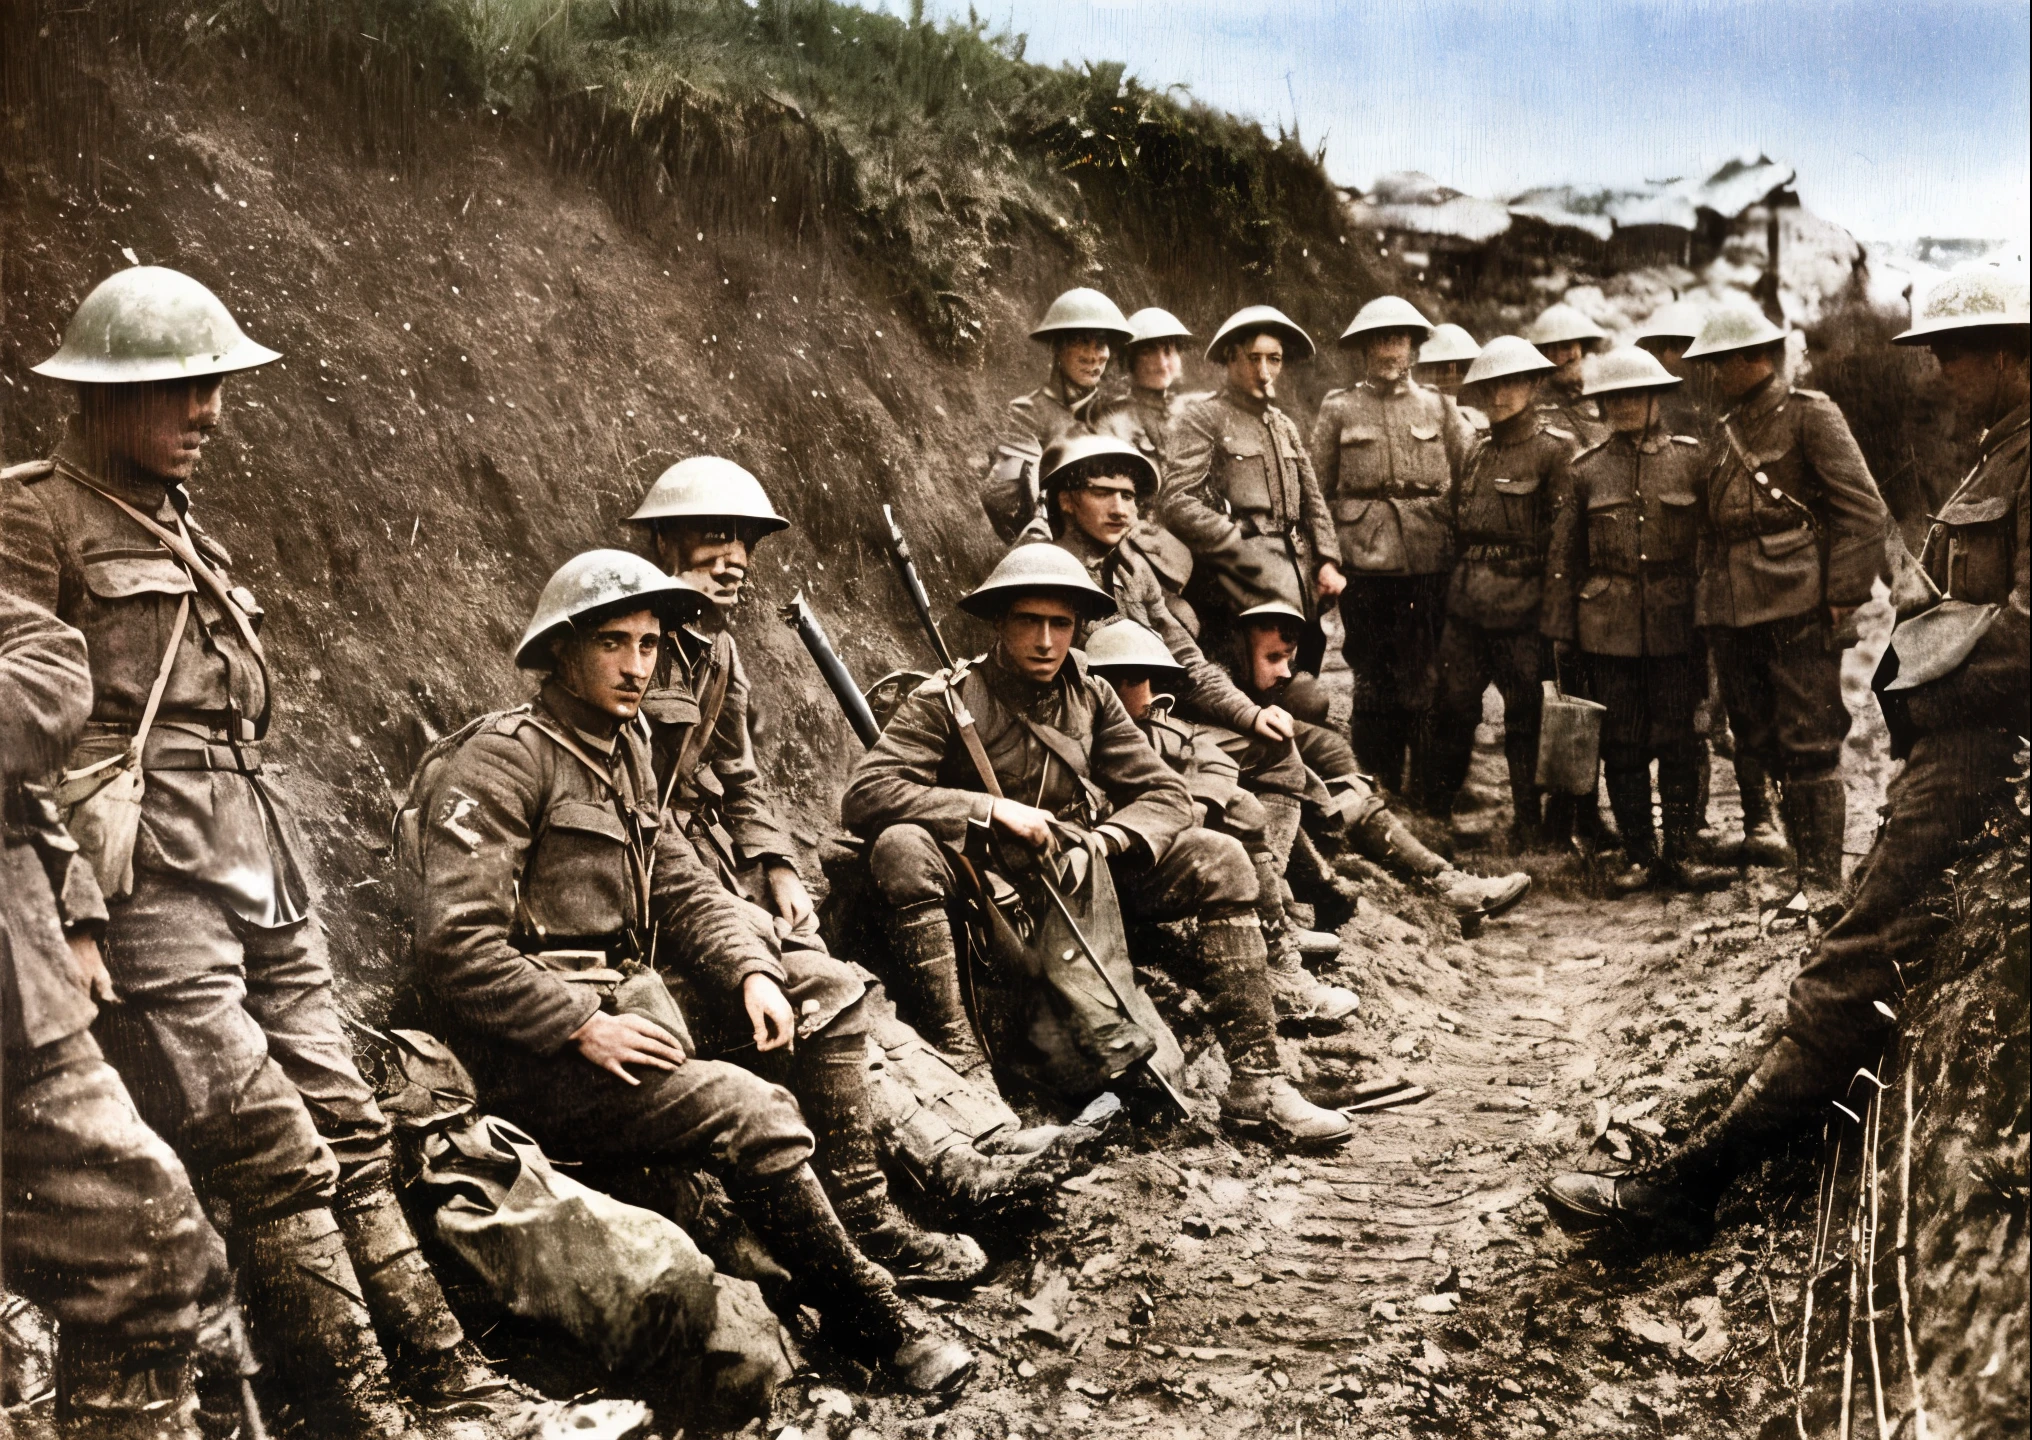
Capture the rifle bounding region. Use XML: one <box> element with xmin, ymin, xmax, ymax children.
<box><xmin>780</xmin><ymin>591</ymin><xmax>882</xmax><ymax>749</ymax></box>
<box><xmin>882</xmin><ymin>505</ymin><xmax>955</xmax><ymax>671</ymax></box>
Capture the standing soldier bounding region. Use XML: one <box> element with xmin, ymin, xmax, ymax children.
<box><xmin>1311</xmin><ymin>295</ymin><xmax>1474</xmax><ymax>795</ymax></box>
<box><xmin>1634</xmin><ymin>299</ymin><xmax>1710</xmax><ymax>437</ymax></box>
<box><xmin>624</xmin><ymin>456</ymin><xmax>985</xmax><ymax>1286</ymax></box>
<box><xmin>1541</xmin><ymin>350</ymin><xmax>1734</xmax><ymax>893</ymax></box>
<box><xmin>981</xmin><ymin>288</ymin><xmax>1134</xmax><ymax>541</ymax></box>
<box><xmin>408</xmin><ymin>551</ymin><xmax>975</xmax><ymax>1393</ymax></box>
<box><xmin>1414</xmin><ymin>323</ymin><xmax>1483</xmax><ymax>402</ymax></box>
<box><xmin>1527</xmin><ymin>302</ymin><xmax>1610</xmax><ymax>446</ymax></box>
<box><xmin>1682</xmin><ymin>306</ymin><xmax>1889</xmax><ymax>903</ymax></box>
<box><xmin>1161</xmin><ymin>306</ymin><xmax>1345</xmax><ymax>697</ymax></box>
<box><xmin>1426</xmin><ymin>337</ymin><xmax>1577</xmax><ymax>845</ymax></box>
<box><xmin>0</xmin><ymin>267</ymin><xmax>502</xmax><ymax>1432</ymax></box>
<box><xmin>1547</xmin><ymin>270</ymin><xmax>2028</xmax><ymax>1238</ymax></box>
<box><xmin>1097</xmin><ymin>307</ymin><xmax>1200</xmax><ymax>627</ymax></box>
<box><xmin>3</xmin><ymin>587</ymin><xmax>211</xmax><ymax>1440</ymax></box>
<box><xmin>841</xmin><ymin>546</ymin><xmax>1354</xmax><ymax>1147</ymax></box>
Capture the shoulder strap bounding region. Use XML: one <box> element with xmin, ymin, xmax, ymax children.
<box><xmin>943</xmin><ymin>662</ymin><xmax>1006</xmax><ymax>802</ymax></box>
<box><xmin>520</xmin><ymin>714</ymin><xmax>625</xmax><ymax>799</ymax></box>
<box><xmin>62</xmin><ymin>595</ymin><xmax>191</xmax><ymax>786</ymax></box>
<box><xmin>661</xmin><ymin>632</ymin><xmax>735</xmax><ymax>812</ymax></box>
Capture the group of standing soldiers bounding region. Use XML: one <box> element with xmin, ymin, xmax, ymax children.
<box><xmin>0</xmin><ymin>250</ymin><xmax>2024</xmax><ymax>1440</ymax></box>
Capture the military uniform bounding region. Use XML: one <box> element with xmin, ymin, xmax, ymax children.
<box><xmin>982</xmin><ymin>377</ymin><xmax>1105</xmax><ymax>542</ymax></box>
<box><xmin>1310</xmin><ymin>376</ymin><xmax>1474</xmax><ymax>790</ymax></box>
<box><xmin>1539</xmin><ymin>386</ymin><xmax>1607</xmax><ymax>448</ymax></box>
<box><xmin>1161</xmin><ymin>384</ymin><xmax>1341</xmax><ymax>668</ymax></box>
<box><xmin>1429</xmin><ymin>410</ymin><xmax>1577</xmax><ymax>824</ymax></box>
<box><xmin>1</xmin><ymin>588</ymin><xmax>209</xmax><ymax>1429</ymax></box>
<box><xmin>1543</xmin><ymin>425</ymin><xmax>1708</xmax><ymax>867</ymax></box>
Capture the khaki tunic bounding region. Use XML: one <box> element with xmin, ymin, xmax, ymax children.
<box><xmin>982</xmin><ymin>376</ymin><xmax>1106</xmax><ymax>541</ymax></box>
<box><xmin>1538</xmin><ymin>389</ymin><xmax>1607</xmax><ymax>448</ymax></box>
<box><xmin>1310</xmin><ymin>376</ymin><xmax>1474</xmax><ymax>576</ymax></box>
<box><xmin>1698</xmin><ymin>377</ymin><xmax>1888</xmax><ymax>629</ymax></box>
<box><xmin>1543</xmin><ymin>428</ymin><xmax>1704</xmax><ymax>658</ymax></box>
<box><xmin>1446</xmin><ymin>411</ymin><xmax>1577</xmax><ymax>630</ymax></box>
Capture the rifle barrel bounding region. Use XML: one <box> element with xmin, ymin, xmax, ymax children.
<box><xmin>883</xmin><ymin>505</ymin><xmax>956</xmax><ymax>672</ymax></box>
<box><xmin>782</xmin><ymin>592</ymin><xmax>882</xmax><ymax>748</ymax></box>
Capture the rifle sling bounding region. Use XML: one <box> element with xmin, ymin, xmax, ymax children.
<box><xmin>660</xmin><ymin>632</ymin><xmax>734</xmax><ymax>814</ymax></box>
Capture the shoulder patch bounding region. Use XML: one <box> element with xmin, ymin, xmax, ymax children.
<box><xmin>1791</xmin><ymin>387</ymin><xmax>1830</xmax><ymax>402</ymax></box>
<box><xmin>1671</xmin><ymin>434</ymin><xmax>1701</xmax><ymax>446</ymax></box>
<box><xmin>1321</xmin><ymin>387</ymin><xmax>1349</xmax><ymax>402</ymax></box>
<box><xmin>0</xmin><ymin>459</ymin><xmax>55</xmax><ymax>485</ymax></box>
<box><xmin>1571</xmin><ymin>438</ymin><xmax>1611</xmax><ymax>464</ymax></box>
<box><xmin>1544</xmin><ymin>426</ymin><xmax>1575</xmax><ymax>441</ymax></box>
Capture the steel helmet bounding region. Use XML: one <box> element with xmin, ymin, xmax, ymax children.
<box><xmin>959</xmin><ymin>542</ymin><xmax>1117</xmax><ymax>622</ymax></box>
<box><xmin>1636</xmin><ymin>299</ymin><xmax>1706</xmax><ymax>346</ymax></box>
<box><xmin>1235</xmin><ymin>599</ymin><xmax>1308</xmax><ymax>628</ymax></box>
<box><xmin>1338</xmin><ymin>295</ymin><xmax>1435</xmax><ymax>347</ymax></box>
<box><xmin>1581</xmin><ymin>347</ymin><xmax>1682</xmax><ymax>397</ymax></box>
<box><xmin>626</xmin><ymin>456</ymin><xmax>789</xmax><ymax>535</ymax></box>
<box><xmin>33</xmin><ymin>266</ymin><xmax>281</xmax><ymax>384</ymax></box>
<box><xmin>1124</xmin><ymin>307</ymin><xmax>1193</xmax><ymax>349</ymax></box>
<box><xmin>1417</xmin><ymin>323</ymin><xmax>1481</xmax><ymax>367</ymax></box>
<box><xmin>1083</xmin><ymin>618</ymin><xmax>1186</xmax><ymax>676</ymax></box>
<box><xmin>1682</xmin><ymin>305</ymin><xmax>1788</xmax><ymax>360</ymax></box>
<box><xmin>1461</xmin><ymin>335</ymin><xmax>1555</xmax><ymax>389</ymax></box>
<box><xmin>1526</xmin><ymin>303</ymin><xmax>1608</xmax><ymax>350</ymax></box>
<box><xmin>1205</xmin><ymin>305</ymin><xmax>1316</xmax><ymax>363</ymax></box>
<box><xmin>515</xmin><ymin>550</ymin><xmax>708</xmax><ymax>669</ymax></box>
<box><xmin>1893</xmin><ymin>267</ymin><xmax>2032</xmax><ymax>345</ymax></box>
<box><xmin>1040</xmin><ymin>434</ymin><xmax>1158</xmax><ymax>500</ymax></box>
<box><xmin>1030</xmin><ymin>288</ymin><xmax>1134</xmax><ymax>346</ymax></box>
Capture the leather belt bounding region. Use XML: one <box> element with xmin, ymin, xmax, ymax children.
<box><xmin>1718</xmin><ymin>519</ymin><xmax>1812</xmax><ymax>544</ymax></box>
<box><xmin>1460</xmin><ymin>542</ymin><xmax>1542</xmax><ymax>563</ymax></box>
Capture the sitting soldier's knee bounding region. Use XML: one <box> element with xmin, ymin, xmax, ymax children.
<box><xmin>868</xmin><ymin>825</ymin><xmax>953</xmax><ymax>907</ymax></box>
<box><xmin>1177</xmin><ymin>828</ymin><xmax>1260</xmax><ymax>909</ymax></box>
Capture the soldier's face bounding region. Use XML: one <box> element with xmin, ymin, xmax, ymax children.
<box><xmin>1362</xmin><ymin>332</ymin><xmax>1415</xmax><ymax>383</ymax></box>
<box><xmin>1246</xmin><ymin>623</ymin><xmax>1299</xmax><ymax>694</ymax></box>
<box><xmin>554</xmin><ymin>609</ymin><xmax>662</xmax><ymax>721</ymax></box>
<box><xmin>1130</xmin><ymin>341</ymin><xmax>1182</xmax><ymax>391</ymax></box>
<box><xmin>1711</xmin><ymin>347</ymin><xmax>1775</xmax><ymax>399</ymax></box>
<box><xmin>1928</xmin><ymin>341</ymin><xmax>2023</xmax><ymax>420</ymax></box>
<box><xmin>83</xmin><ymin>377</ymin><xmax>224</xmax><ymax>482</ymax></box>
<box><xmin>657</xmin><ymin>522</ymin><xmax>752</xmax><ymax>607</ymax></box>
<box><xmin>1479</xmin><ymin>377</ymin><xmax>1538</xmax><ymax>423</ymax></box>
<box><xmin>1056</xmin><ymin>333</ymin><xmax>1113</xmax><ymax>391</ymax></box>
<box><xmin>1540</xmin><ymin>340</ymin><xmax>1585</xmax><ymax>381</ymax></box>
<box><xmin>1107</xmin><ymin>674</ymin><xmax>1155</xmax><ymax>720</ymax></box>
<box><xmin>1602</xmin><ymin>391</ymin><xmax>1658</xmax><ymax>434</ymax></box>
<box><xmin>996</xmin><ymin>596</ymin><xmax>1079</xmax><ymax>684</ymax></box>
<box><xmin>1414</xmin><ymin>360</ymin><xmax>1467</xmax><ymax>396</ymax></box>
<box><xmin>1227</xmin><ymin>335</ymin><xmax>1285</xmax><ymax>399</ymax></box>
<box><xmin>1060</xmin><ymin>473</ymin><xmax>1139</xmax><ymax>549</ymax></box>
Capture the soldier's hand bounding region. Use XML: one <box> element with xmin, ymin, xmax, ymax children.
<box><xmin>991</xmin><ymin>798</ymin><xmax>1057</xmax><ymax>851</ymax></box>
<box><xmin>1253</xmin><ymin>706</ymin><xmax>1296</xmax><ymax>742</ymax></box>
<box><xmin>571</xmin><ymin>1011</ymin><xmax>687</xmax><ymax>1085</ymax></box>
<box><xmin>764</xmin><ymin>862</ymin><xmax>815</xmax><ymax>936</ymax></box>
<box><xmin>1315</xmin><ymin>561</ymin><xmax>1348</xmax><ymax>599</ymax></box>
<box><xmin>743</xmin><ymin>973</ymin><xmax>797</xmax><ymax>1052</ymax></box>
<box><xmin>67</xmin><ymin>932</ymin><xmax>119</xmax><ymax>1005</ymax></box>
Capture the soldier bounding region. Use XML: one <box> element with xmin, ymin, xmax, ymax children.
<box><xmin>982</xmin><ymin>288</ymin><xmax>1134</xmax><ymax>541</ymax></box>
<box><xmin>1634</xmin><ymin>299</ymin><xmax>1710</xmax><ymax>435</ymax></box>
<box><xmin>1682</xmin><ymin>305</ymin><xmax>1889</xmax><ymax>904</ymax></box>
<box><xmin>0</xmin><ymin>267</ymin><xmax>499</xmax><ymax>1433</ymax></box>
<box><xmin>623</xmin><ymin>456</ymin><xmax>985</xmax><ymax>1285</ymax></box>
<box><xmin>1311</xmin><ymin>295</ymin><xmax>1475</xmax><ymax>795</ymax></box>
<box><xmin>1541</xmin><ymin>349</ymin><xmax>1734</xmax><ymax>894</ymax></box>
<box><xmin>3</xmin><ymin>586</ymin><xmax>211</xmax><ymax>1440</ymax></box>
<box><xmin>1098</xmin><ymin>307</ymin><xmax>1194</xmax><ymax>467</ymax></box>
<box><xmin>1547</xmin><ymin>270</ymin><xmax>2028</xmax><ymax>1237</ymax></box>
<box><xmin>840</xmin><ymin>545</ymin><xmax>1353</xmax><ymax>1147</ymax></box>
<box><xmin>1426</xmin><ymin>337</ymin><xmax>1577</xmax><ymax>844</ymax></box>
<box><xmin>409</xmin><ymin>550</ymin><xmax>975</xmax><ymax>1392</ymax></box>
<box><xmin>1527</xmin><ymin>302</ymin><xmax>1610</xmax><ymax>446</ymax></box>
<box><xmin>1413</xmin><ymin>323</ymin><xmax>1483</xmax><ymax>401</ymax></box>
<box><xmin>1161</xmin><ymin>306</ymin><xmax>1345</xmax><ymax>695</ymax></box>
<box><xmin>1030</xmin><ymin>434</ymin><xmax>1352</xmax><ymax>1018</ymax></box>
<box><xmin>1228</xmin><ymin>601</ymin><xmax>1532</xmax><ymax>921</ymax></box>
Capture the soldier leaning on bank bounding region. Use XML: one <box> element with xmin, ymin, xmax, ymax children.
<box><xmin>1160</xmin><ymin>306</ymin><xmax>1346</xmax><ymax>698</ymax></box>
<box><xmin>407</xmin><ymin>551</ymin><xmax>974</xmax><ymax>1394</ymax></box>
<box><xmin>1426</xmin><ymin>337</ymin><xmax>1578</xmax><ymax>844</ymax></box>
<box><xmin>2</xmin><ymin>586</ymin><xmax>212</xmax><ymax>1440</ymax></box>
<box><xmin>981</xmin><ymin>288</ymin><xmax>1134</xmax><ymax>542</ymax></box>
<box><xmin>1683</xmin><ymin>307</ymin><xmax>1891</xmax><ymax>903</ymax></box>
<box><xmin>1548</xmin><ymin>271</ymin><xmax>2029</xmax><ymax>1239</ymax></box>
<box><xmin>1541</xmin><ymin>348</ymin><xmax>1735</xmax><ymax>895</ymax></box>
<box><xmin>0</xmin><ymin>268</ymin><xmax>503</xmax><ymax>1434</ymax></box>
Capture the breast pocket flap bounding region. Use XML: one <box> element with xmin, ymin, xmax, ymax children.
<box><xmin>1935</xmin><ymin>495</ymin><xmax>2012</xmax><ymax>526</ymax></box>
<box><xmin>80</xmin><ymin>554</ymin><xmax>196</xmax><ymax>600</ymax></box>
<box><xmin>1490</xmin><ymin>475</ymin><xmax>1541</xmax><ymax>495</ymax></box>
<box><xmin>546</xmin><ymin>800</ymin><xmax>630</xmax><ymax>842</ymax></box>
<box><xmin>1409</xmin><ymin>425</ymin><xmax>1441</xmax><ymax>442</ymax></box>
<box><xmin>1340</xmin><ymin>425</ymin><xmax>1380</xmax><ymax>445</ymax></box>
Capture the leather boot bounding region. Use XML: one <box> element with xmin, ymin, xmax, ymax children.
<box><xmin>885</xmin><ymin>901</ymin><xmax>995</xmax><ymax>1086</ymax></box>
<box><xmin>1781</xmin><ymin>774</ymin><xmax>1849</xmax><ymax>906</ymax></box>
<box><xmin>1357</xmin><ymin>809</ymin><xmax>1531</xmax><ymax>918</ymax></box>
<box><xmin>1546</xmin><ymin>1037</ymin><xmax>1855</xmax><ymax>1244</ymax></box>
<box><xmin>740</xmin><ymin>1164</ymin><xmax>974</xmax><ymax>1394</ymax></box>
<box><xmin>1734</xmin><ymin>753</ymin><xmax>1790</xmax><ymax>865</ymax></box>
<box><xmin>1604</xmin><ymin>763</ymin><xmax>1659</xmax><ymax>894</ymax></box>
<box><xmin>1194</xmin><ymin>911</ymin><xmax>1283</xmax><ymax>1070</ymax></box>
<box><xmin>1658</xmin><ymin>752</ymin><xmax>1735</xmax><ymax>892</ymax></box>
<box><xmin>1504</xmin><ymin>733</ymin><xmax>1543</xmax><ymax>849</ymax></box>
<box><xmin>798</xmin><ymin>1030</ymin><xmax>987</xmax><ymax>1288</ymax></box>
<box><xmin>333</xmin><ymin>1181</ymin><xmax>515</xmax><ymax>1416</ymax></box>
<box><xmin>56</xmin><ymin>1334</ymin><xmax>200</xmax><ymax>1440</ymax></box>
<box><xmin>236</xmin><ymin>1208</ymin><xmax>410</xmax><ymax>1436</ymax></box>
<box><xmin>1254</xmin><ymin>853</ymin><xmax>1357</xmax><ymax>1025</ymax></box>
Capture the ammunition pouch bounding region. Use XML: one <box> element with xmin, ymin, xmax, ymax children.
<box><xmin>525</xmin><ymin>942</ymin><xmax>696</xmax><ymax>1057</ymax></box>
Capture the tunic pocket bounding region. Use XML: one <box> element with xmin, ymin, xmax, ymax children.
<box><xmin>1655</xmin><ymin>492</ymin><xmax>1698</xmax><ymax>561</ymax></box>
<box><xmin>81</xmin><ymin>554</ymin><xmax>196</xmax><ymax>599</ymax></box>
<box><xmin>1220</xmin><ymin>436</ymin><xmax>1274</xmax><ymax>513</ymax></box>
<box><xmin>1936</xmin><ymin>493</ymin><xmax>2014</xmax><ymax>601</ymax></box>
<box><xmin>1337</xmin><ymin>425</ymin><xmax>1383</xmax><ymax>496</ymax></box>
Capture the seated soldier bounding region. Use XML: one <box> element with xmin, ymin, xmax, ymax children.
<box><xmin>621</xmin><ymin>457</ymin><xmax>984</xmax><ymax>1287</ymax></box>
<box><xmin>1229</xmin><ymin>602</ymin><xmax>1533</xmax><ymax>921</ymax></box>
<box><xmin>840</xmin><ymin>544</ymin><xmax>1352</xmax><ymax>1148</ymax></box>
<box><xmin>1083</xmin><ymin>618</ymin><xmax>1359</xmax><ymax>1024</ymax></box>
<box><xmin>409</xmin><ymin>549</ymin><xmax>973</xmax><ymax>1394</ymax></box>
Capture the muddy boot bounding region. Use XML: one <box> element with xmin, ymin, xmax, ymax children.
<box><xmin>1545</xmin><ymin>1037</ymin><xmax>1853</xmax><ymax>1246</ymax></box>
<box><xmin>1358</xmin><ymin>808</ymin><xmax>1531</xmax><ymax>918</ymax></box>
<box><xmin>1223</xmin><ymin>1069</ymin><xmax>1353</xmax><ymax>1148</ymax></box>
<box><xmin>741</xmin><ymin>1164</ymin><xmax>974</xmax><ymax>1394</ymax></box>
<box><xmin>57</xmin><ymin>1335</ymin><xmax>199</xmax><ymax>1440</ymax></box>
<box><xmin>800</xmin><ymin>1030</ymin><xmax>987</xmax><ymax>1289</ymax></box>
<box><xmin>1504</xmin><ymin>733</ymin><xmax>1543</xmax><ymax>850</ymax></box>
<box><xmin>334</xmin><ymin>1180</ymin><xmax>513</xmax><ymax>1416</ymax></box>
<box><xmin>886</xmin><ymin>901</ymin><xmax>996</xmax><ymax>1089</ymax></box>
<box><xmin>1734</xmin><ymin>753</ymin><xmax>1790</xmax><ymax>867</ymax></box>
<box><xmin>1780</xmin><ymin>773</ymin><xmax>1849</xmax><ymax>910</ymax></box>
<box><xmin>236</xmin><ymin>1208</ymin><xmax>410</xmax><ymax>1437</ymax></box>
<box><xmin>1657</xmin><ymin>752</ymin><xmax>1735</xmax><ymax>892</ymax></box>
<box><xmin>1258</xmin><ymin>793</ymin><xmax>1342</xmax><ymax>960</ymax></box>
<box><xmin>1199</xmin><ymin>914</ymin><xmax>1353</xmax><ymax>1148</ymax></box>
<box><xmin>1254</xmin><ymin>853</ymin><xmax>1358</xmax><ymax>1025</ymax></box>
<box><xmin>1604</xmin><ymin>762</ymin><xmax>1660</xmax><ymax>895</ymax></box>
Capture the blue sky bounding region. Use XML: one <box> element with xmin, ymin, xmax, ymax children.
<box><xmin>902</xmin><ymin>0</ymin><xmax>2029</xmax><ymax>245</ymax></box>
